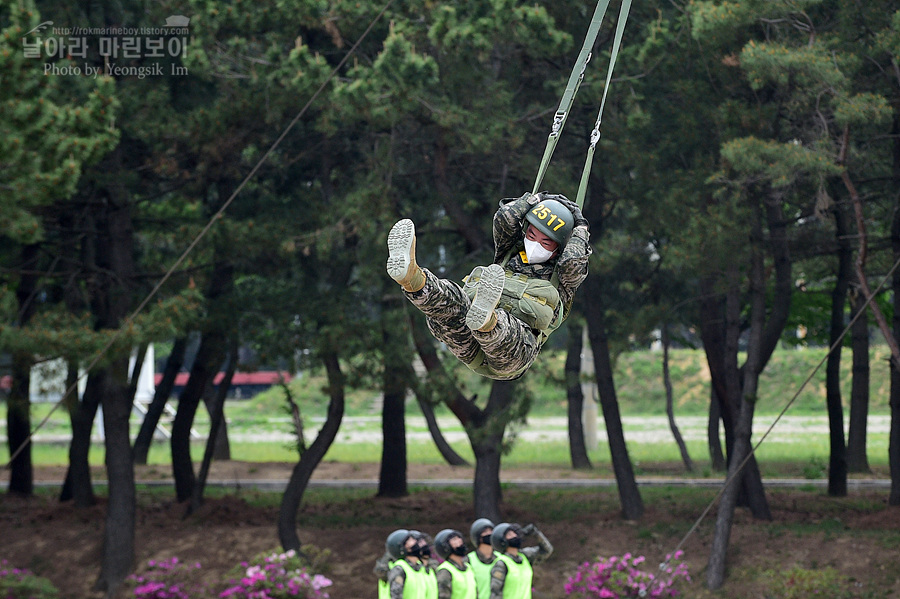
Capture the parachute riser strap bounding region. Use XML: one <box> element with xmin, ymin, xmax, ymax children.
<box><xmin>575</xmin><ymin>0</ymin><xmax>632</xmax><ymax>208</ymax></box>
<box><xmin>531</xmin><ymin>0</ymin><xmax>613</xmax><ymax>197</ymax></box>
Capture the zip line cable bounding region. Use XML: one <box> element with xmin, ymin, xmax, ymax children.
<box><xmin>4</xmin><ymin>0</ymin><xmax>396</xmax><ymax>469</ymax></box>
<box><xmin>660</xmin><ymin>251</ymin><xmax>900</xmax><ymax>571</ymax></box>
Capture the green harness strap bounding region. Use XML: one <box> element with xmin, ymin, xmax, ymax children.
<box><xmin>531</xmin><ymin>0</ymin><xmax>633</xmax><ymax>210</ymax></box>
<box><xmin>531</xmin><ymin>0</ymin><xmax>612</xmax><ymax>199</ymax></box>
<box><xmin>575</xmin><ymin>0</ymin><xmax>633</xmax><ymax>208</ymax></box>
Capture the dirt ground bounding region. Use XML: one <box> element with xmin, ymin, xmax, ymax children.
<box><xmin>4</xmin><ymin>461</ymin><xmax>900</xmax><ymax>598</ymax></box>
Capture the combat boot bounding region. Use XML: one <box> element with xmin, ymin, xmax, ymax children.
<box><xmin>387</xmin><ymin>219</ymin><xmax>425</xmax><ymax>293</ymax></box>
<box><xmin>466</xmin><ymin>264</ymin><xmax>504</xmax><ymax>332</ymax></box>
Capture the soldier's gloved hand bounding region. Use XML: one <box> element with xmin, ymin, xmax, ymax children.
<box><xmin>527</xmin><ymin>192</ymin><xmax>543</xmax><ymax>206</ymax></box>
<box><xmin>555</xmin><ymin>197</ymin><xmax>589</xmax><ymax>229</ymax></box>
<box><xmin>521</xmin><ymin>524</ymin><xmax>536</xmax><ymax>536</ymax></box>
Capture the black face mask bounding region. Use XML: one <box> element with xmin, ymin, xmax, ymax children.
<box><xmin>452</xmin><ymin>544</ymin><xmax>468</xmax><ymax>557</ymax></box>
<box><xmin>507</xmin><ymin>536</ymin><xmax>521</xmax><ymax>549</ymax></box>
<box><xmin>407</xmin><ymin>545</ymin><xmax>423</xmax><ymax>558</ymax></box>
<box><xmin>419</xmin><ymin>545</ymin><xmax>431</xmax><ymax>558</ymax></box>
<box><xmin>480</xmin><ymin>534</ymin><xmax>492</xmax><ymax>546</ymax></box>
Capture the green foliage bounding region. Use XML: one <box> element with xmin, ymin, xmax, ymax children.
<box><xmin>717</xmin><ymin>137</ymin><xmax>841</xmax><ymax>187</ymax></box>
<box><xmin>0</xmin><ymin>560</ymin><xmax>59</xmax><ymax>599</ymax></box>
<box><xmin>0</xmin><ymin>0</ymin><xmax>119</xmax><ymax>243</ymax></box>
<box><xmin>741</xmin><ymin>41</ymin><xmax>845</xmax><ymax>91</ymax></box>
<box><xmin>832</xmin><ymin>92</ymin><xmax>891</xmax><ymax>128</ymax></box>
<box><xmin>0</xmin><ymin>288</ymin><xmax>202</xmax><ymax>363</ymax></box>
<box><xmin>761</xmin><ymin>566</ymin><xmax>857</xmax><ymax>599</ymax></box>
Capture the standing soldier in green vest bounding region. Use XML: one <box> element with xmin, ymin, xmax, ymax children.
<box><xmin>434</xmin><ymin>529</ymin><xmax>477</xmax><ymax>599</ymax></box>
<box><xmin>377</xmin><ymin>529</ymin><xmax>429</xmax><ymax>599</ymax></box>
<box><xmin>413</xmin><ymin>530</ymin><xmax>438</xmax><ymax>599</ymax></box>
<box><xmin>489</xmin><ymin>523</ymin><xmax>553</xmax><ymax>599</ymax></box>
<box><xmin>386</xmin><ymin>192</ymin><xmax>591</xmax><ymax>380</ymax></box>
<box><xmin>467</xmin><ymin>518</ymin><xmax>498</xmax><ymax>599</ymax></box>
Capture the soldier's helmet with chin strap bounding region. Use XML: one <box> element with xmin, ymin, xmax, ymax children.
<box><xmin>434</xmin><ymin>529</ymin><xmax>465</xmax><ymax>560</ymax></box>
<box><xmin>525</xmin><ymin>198</ymin><xmax>575</xmax><ymax>247</ymax></box>
<box><xmin>490</xmin><ymin>523</ymin><xmax>518</xmax><ymax>552</ymax></box>
<box><xmin>470</xmin><ymin>518</ymin><xmax>495</xmax><ymax>546</ymax></box>
<box><xmin>386</xmin><ymin>529</ymin><xmax>412</xmax><ymax>560</ymax></box>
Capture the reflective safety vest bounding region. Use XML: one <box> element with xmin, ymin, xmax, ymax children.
<box><xmin>377</xmin><ymin>558</ymin><xmax>395</xmax><ymax>599</ymax></box>
<box><xmin>437</xmin><ymin>561</ymin><xmax>477</xmax><ymax>599</ymax></box>
<box><xmin>495</xmin><ymin>553</ymin><xmax>533</xmax><ymax>599</ymax></box>
<box><xmin>422</xmin><ymin>565</ymin><xmax>438</xmax><ymax>599</ymax></box>
<box><xmin>379</xmin><ymin>559</ymin><xmax>425</xmax><ymax>599</ymax></box>
<box><xmin>467</xmin><ymin>550</ymin><xmax>498</xmax><ymax>599</ymax></box>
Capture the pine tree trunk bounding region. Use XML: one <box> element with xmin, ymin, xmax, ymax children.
<box><xmin>826</xmin><ymin>199</ymin><xmax>851</xmax><ymax>496</ymax></box>
<box><xmin>409</xmin><ymin>313</ymin><xmax>511</xmax><ymax>516</ymax></box>
<box><xmin>703</xmin><ymin>268</ymin><xmax>770</xmax><ymax>519</ymax></box>
<box><xmin>171</xmin><ymin>260</ymin><xmax>231</xmax><ymax>502</ymax></box>
<box><xmin>708</xmin><ymin>204</ymin><xmax>768</xmax><ymax>590</ymax></box>
<box><xmin>189</xmin><ymin>350</ymin><xmax>237</xmax><ymax>514</ymax></box>
<box><xmin>889</xmin><ymin>196</ymin><xmax>900</xmax><ymax>506</ymax></box>
<box><xmin>378</xmin><ymin>384</ymin><xmax>408</xmax><ymax>497</ymax></box>
<box><xmin>583</xmin><ymin>273</ymin><xmax>643</xmax><ymax>520</ymax></box>
<box><xmin>7</xmin><ymin>244</ymin><xmax>39</xmax><ymax>497</ymax></box>
<box><xmin>847</xmin><ymin>289</ymin><xmax>871</xmax><ymax>472</ymax></box>
<box><xmin>279</xmin><ymin>351</ymin><xmax>346</xmax><ymax>550</ymax></box>
<box><xmin>202</xmin><ymin>382</ymin><xmax>231</xmax><ymax>461</ymax></box>
<box><xmin>416</xmin><ymin>394</ymin><xmax>469</xmax><ymax>466</ymax></box>
<box><xmin>566</xmin><ymin>322</ymin><xmax>592</xmax><ymax>470</ymax></box>
<box><xmin>133</xmin><ymin>337</ymin><xmax>187</xmax><ymax>465</ymax></box>
<box><xmin>7</xmin><ymin>352</ymin><xmax>34</xmax><ymax>496</ymax></box>
<box><xmin>708</xmin><ymin>389</ymin><xmax>726</xmax><ymax>471</ymax></box>
<box><xmin>409</xmin><ymin>313</ymin><xmax>477</xmax><ymax>429</ymax></box>
<box><xmin>93</xmin><ymin>158</ymin><xmax>137</xmax><ymax>599</ymax></box>
<box><xmin>171</xmin><ymin>330</ymin><xmax>226</xmax><ymax>502</ymax></box>
<box><xmin>61</xmin><ymin>372</ymin><xmax>100</xmax><ymax>506</ymax></box>
<box><xmin>663</xmin><ymin>324</ymin><xmax>693</xmax><ymax>472</ymax></box>
<box><xmin>378</xmin><ymin>307</ymin><xmax>409</xmax><ymax>498</ymax></box>
<box><xmin>95</xmin><ymin>361</ymin><xmax>136</xmax><ymax>598</ymax></box>
<box><xmin>472</xmin><ymin>432</ymin><xmax>504</xmax><ymax>524</ymax></box>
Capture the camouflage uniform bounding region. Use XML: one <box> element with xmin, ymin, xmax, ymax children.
<box><xmin>405</xmin><ymin>192</ymin><xmax>591</xmax><ymax>380</ymax></box>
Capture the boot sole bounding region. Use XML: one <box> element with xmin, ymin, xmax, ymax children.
<box><xmin>387</xmin><ymin>219</ymin><xmax>415</xmax><ymax>283</ymax></box>
<box><xmin>466</xmin><ymin>264</ymin><xmax>505</xmax><ymax>331</ymax></box>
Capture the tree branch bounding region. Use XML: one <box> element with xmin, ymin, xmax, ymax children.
<box><xmin>839</xmin><ymin>125</ymin><xmax>900</xmax><ymax>369</ymax></box>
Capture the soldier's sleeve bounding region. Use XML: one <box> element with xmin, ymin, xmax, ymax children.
<box><xmin>388</xmin><ymin>564</ymin><xmax>407</xmax><ymax>599</ymax></box>
<box><xmin>556</xmin><ymin>225</ymin><xmax>591</xmax><ymax>316</ymax></box>
<box><xmin>492</xmin><ymin>192</ymin><xmax>540</xmax><ymax>264</ymax></box>
<box><xmin>436</xmin><ymin>568</ymin><xmax>453</xmax><ymax>599</ymax></box>
<box><xmin>521</xmin><ymin>527</ymin><xmax>554</xmax><ymax>565</ymax></box>
<box><xmin>374</xmin><ymin>550</ymin><xmax>392</xmax><ymax>581</ymax></box>
<box><xmin>489</xmin><ymin>559</ymin><xmax>508</xmax><ymax>599</ymax></box>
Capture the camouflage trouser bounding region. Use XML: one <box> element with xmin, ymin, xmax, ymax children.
<box><xmin>405</xmin><ymin>268</ymin><xmax>540</xmax><ymax>380</ymax></box>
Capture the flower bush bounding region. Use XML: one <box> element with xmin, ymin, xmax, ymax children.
<box><xmin>565</xmin><ymin>551</ymin><xmax>691</xmax><ymax>598</ymax></box>
<box><xmin>128</xmin><ymin>557</ymin><xmax>206</xmax><ymax>599</ymax></box>
<box><xmin>219</xmin><ymin>549</ymin><xmax>332</xmax><ymax>599</ymax></box>
<box><xmin>0</xmin><ymin>560</ymin><xmax>59</xmax><ymax>599</ymax></box>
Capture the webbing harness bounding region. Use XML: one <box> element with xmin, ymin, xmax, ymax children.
<box><xmin>531</xmin><ymin>0</ymin><xmax>633</xmax><ymax>209</ymax></box>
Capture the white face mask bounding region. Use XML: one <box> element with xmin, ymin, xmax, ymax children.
<box><xmin>524</xmin><ymin>238</ymin><xmax>555</xmax><ymax>264</ymax></box>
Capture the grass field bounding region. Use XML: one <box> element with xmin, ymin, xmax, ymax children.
<box><xmin>1</xmin><ymin>345</ymin><xmax>895</xmax><ymax>477</ymax></box>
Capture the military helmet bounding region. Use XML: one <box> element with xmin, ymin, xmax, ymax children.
<box><xmin>490</xmin><ymin>522</ymin><xmax>515</xmax><ymax>552</ymax></box>
<box><xmin>525</xmin><ymin>198</ymin><xmax>575</xmax><ymax>247</ymax></box>
<box><xmin>386</xmin><ymin>529</ymin><xmax>412</xmax><ymax>560</ymax></box>
<box><xmin>434</xmin><ymin>529</ymin><xmax>464</xmax><ymax>560</ymax></box>
<box><xmin>470</xmin><ymin>518</ymin><xmax>495</xmax><ymax>546</ymax></box>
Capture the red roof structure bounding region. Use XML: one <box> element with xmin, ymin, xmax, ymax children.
<box><xmin>153</xmin><ymin>371</ymin><xmax>292</xmax><ymax>386</ymax></box>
